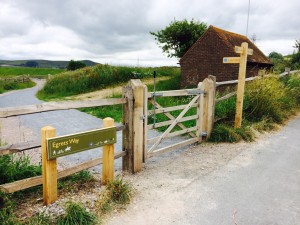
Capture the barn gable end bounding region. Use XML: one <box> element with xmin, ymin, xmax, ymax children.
<box><xmin>179</xmin><ymin>26</ymin><xmax>273</xmax><ymax>88</ymax></box>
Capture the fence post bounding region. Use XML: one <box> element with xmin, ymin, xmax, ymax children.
<box><xmin>41</xmin><ymin>126</ymin><xmax>57</xmax><ymax>205</ymax></box>
<box><xmin>201</xmin><ymin>76</ymin><xmax>216</xmax><ymax>139</ymax></box>
<box><xmin>122</xmin><ymin>79</ymin><xmax>146</xmax><ymax>173</ymax></box>
<box><xmin>102</xmin><ymin>117</ymin><xmax>115</xmax><ymax>185</ymax></box>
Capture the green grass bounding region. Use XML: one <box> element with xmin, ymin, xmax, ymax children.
<box><xmin>0</xmin><ymin>155</ymin><xmax>42</xmax><ymax>185</ymax></box>
<box><xmin>209</xmin><ymin>74</ymin><xmax>300</xmax><ymax>142</ymax></box>
<box><xmin>56</xmin><ymin>202</ymin><xmax>97</xmax><ymax>225</ymax></box>
<box><xmin>0</xmin><ymin>67</ymin><xmax>64</xmax><ymax>77</ymax></box>
<box><xmin>0</xmin><ymin>79</ymin><xmax>36</xmax><ymax>94</ymax></box>
<box><xmin>37</xmin><ymin>64</ymin><xmax>180</xmax><ymax>100</ymax></box>
<box><xmin>96</xmin><ymin>176</ymin><xmax>132</xmax><ymax>216</ymax></box>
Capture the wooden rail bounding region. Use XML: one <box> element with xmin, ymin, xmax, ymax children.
<box><xmin>147</xmin><ymin>88</ymin><xmax>202</xmax><ymax>98</ymax></box>
<box><xmin>0</xmin><ymin>151</ymin><xmax>126</xmax><ymax>193</ymax></box>
<box><xmin>0</xmin><ymin>125</ymin><xmax>125</xmax><ymax>156</ymax></box>
<box><xmin>0</xmin><ymin>98</ymin><xmax>126</xmax><ymax>118</ymax></box>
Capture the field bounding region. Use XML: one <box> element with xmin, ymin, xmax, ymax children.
<box><xmin>0</xmin><ymin>67</ymin><xmax>64</xmax><ymax>77</ymax></box>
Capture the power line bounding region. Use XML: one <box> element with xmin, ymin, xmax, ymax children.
<box><xmin>246</xmin><ymin>0</ymin><xmax>251</xmax><ymax>37</ymax></box>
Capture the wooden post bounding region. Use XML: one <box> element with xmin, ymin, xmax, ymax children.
<box><xmin>102</xmin><ymin>117</ymin><xmax>115</xmax><ymax>185</ymax></box>
<box><xmin>41</xmin><ymin>126</ymin><xmax>57</xmax><ymax>205</ymax></box>
<box><xmin>234</xmin><ymin>42</ymin><xmax>248</xmax><ymax>128</ymax></box>
<box><xmin>122</xmin><ymin>79</ymin><xmax>145</xmax><ymax>173</ymax></box>
<box><xmin>196</xmin><ymin>82</ymin><xmax>204</xmax><ymax>143</ymax></box>
<box><xmin>201</xmin><ymin>76</ymin><xmax>216</xmax><ymax>139</ymax></box>
<box><xmin>122</xmin><ymin>84</ymin><xmax>134</xmax><ymax>172</ymax></box>
<box><xmin>143</xmin><ymin>85</ymin><xmax>148</xmax><ymax>162</ymax></box>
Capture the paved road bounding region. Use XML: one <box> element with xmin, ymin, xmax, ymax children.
<box><xmin>107</xmin><ymin>115</ymin><xmax>300</xmax><ymax>225</ymax></box>
<box><xmin>181</xmin><ymin>116</ymin><xmax>300</xmax><ymax>225</ymax></box>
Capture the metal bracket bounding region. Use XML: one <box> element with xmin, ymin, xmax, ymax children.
<box><xmin>187</xmin><ymin>89</ymin><xmax>206</xmax><ymax>95</ymax></box>
<box><xmin>151</xmin><ymin>92</ymin><xmax>163</xmax><ymax>97</ymax></box>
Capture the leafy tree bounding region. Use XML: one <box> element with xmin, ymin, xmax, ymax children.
<box><xmin>25</xmin><ymin>61</ymin><xmax>38</xmax><ymax>67</ymax></box>
<box><xmin>67</xmin><ymin>60</ymin><xmax>86</xmax><ymax>71</ymax></box>
<box><xmin>268</xmin><ymin>51</ymin><xmax>284</xmax><ymax>61</ymax></box>
<box><xmin>150</xmin><ymin>19</ymin><xmax>208</xmax><ymax>58</ymax></box>
<box><xmin>293</xmin><ymin>39</ymin><xmax>300</xmax><ymax>52</ymax></box>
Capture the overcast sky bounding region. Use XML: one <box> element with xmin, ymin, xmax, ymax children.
<box><xmin>0</xmin><ymin>0</ymin><xmax>299</xmax><ymax>66</ymax></box>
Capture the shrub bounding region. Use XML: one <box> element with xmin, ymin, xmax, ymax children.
<box><xmin>0</xmin><ymin>155</ymin><xmax>41</xmax><ymax>185</ymax></box>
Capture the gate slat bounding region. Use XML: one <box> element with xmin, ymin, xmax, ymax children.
<box><xmin>148</xmin><ymin>99</ymin><xmax>196</xmax><ymax>138</ymax></box>
<box><xmin>148</xmin><ymin>126</ymin><xmax>197</xmax><ymax>144</ymax></box>
<box><xmin>147</xmin><ymin>115</ymin><xmax>198</xmax><ymax>130</ymax></box>
<box><xmin>148</xmin><ymin>103</ymin><xmax>197</xmax><ymax>115</ymax></box>
<box><xmin>148</xmin><ymin>138</ymin><xmax>198</xmax><ymax>158</ymax></box>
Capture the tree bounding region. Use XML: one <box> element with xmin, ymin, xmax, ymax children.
<box><xmin>268</xmin><ymin>51</ymin><xmax>284</xmax><ymax>61</ymax></box>
<box><xmin>25</xmin><ymin>61</ymin><xmax>38</xmax><ymax>67</ymax></box>
<box><xmin>293</xmin><ymin>39</ymin><xmax>300</xmax><ymax>52</ymax></box>
<box><xmin>150</xmin><ymin>19</ymin><xmax>208</xmax><ymax>58</ymax></box>
<box><xmin>67</xmin><ymin>60</ymin><xmax>86</xmax><ymax>71</ymax></box>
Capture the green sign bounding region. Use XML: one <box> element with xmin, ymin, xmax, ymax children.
<box><xmin>47</xmin><ymin>127</ymin><xmax>116</xmax><ymax>160</ymax></box>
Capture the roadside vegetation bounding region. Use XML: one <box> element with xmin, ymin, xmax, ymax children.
<box><xmin>210</xmin><ymin>74</ymin><xmax>300</xmax><ymax>142</ymax></box>
<box><xmin>37</xmin><ymin>64</ymin><xmax>180</xmax><ymax>100</ymax></box>
<box><xmin>0</xmin><ymin>78</ymin><xmax>36</xmax><ymax>94</ymax></box>
<box><xmin>0</xmin><ymin>67</ymin><xmax>64</xmax><ymax>94</ymax></box>
<box><xmin>0</xmin><ymin>67</ymin><xmax>64</xmax><ymax>77</ymax></box>
<box><xmin>0</xmin><ymin>153</ymin><xmax>132</xmax><ymax>224</ymax></box>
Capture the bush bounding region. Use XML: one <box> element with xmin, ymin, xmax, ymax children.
<box><xmin>0</xmin><ymin>155</ymin><xmax>41</xmax><ymax>185</ymax></box>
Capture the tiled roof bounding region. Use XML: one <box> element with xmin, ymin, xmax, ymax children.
<box><xmin>181</xmin><ymin>26</ymin><xmax>273</xmax><ymax>65</ymax></box>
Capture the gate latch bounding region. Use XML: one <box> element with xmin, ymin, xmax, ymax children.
<box><xmin>187</xmin><ymin>89</ymin><xmax>206</xmax><ymax>95</ymax></box>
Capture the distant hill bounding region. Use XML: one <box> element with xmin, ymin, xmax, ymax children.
<box><xmin>0</xmin><ymin>59</ymin><xmax>99</xmax><ymax>69</ymax></box>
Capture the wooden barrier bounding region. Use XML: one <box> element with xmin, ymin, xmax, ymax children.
<box><xmin>41</xmin><ymin>126</ymin><xmax>57</xmax><ymax>205</ymax></box>
<box><xmin>102</xmin><ymin>118</ymin><xmax>115</xmax><ymax>184</ymax></box>
<box><xmin>122</xmin><ymin>79</ymin><xmax>145</xmax><ymax>173</ymax></box>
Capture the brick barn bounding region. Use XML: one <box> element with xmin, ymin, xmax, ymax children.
<box><xmin>179</xmin><ymin>26</ymin><xmax>273</xmax><ymax>87</ymax></box>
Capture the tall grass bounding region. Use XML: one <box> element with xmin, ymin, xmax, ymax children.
<box><xmin>37</xmin><ymin>64</ymin><xmax>180</xmax><ymax>100</ymax></box>
<box><xmin>210</xmin><ymin>74</ymin><xmax>300</xmax><ymax>142</ymax></box>
<box><xmin>0</xmin><ymin>79</ymin><xmax>36</xmax><ymax>94</ymax></box>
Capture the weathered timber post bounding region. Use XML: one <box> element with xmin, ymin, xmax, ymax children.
<box><xmin>196</xmin><ymin>82</ymin><xmax>204</xmax><ymax>143</ymax></box>
<box><xmin>200</xmin><ymin>76</ymin><xmax>216</xmax><ymax>139</ymax></box>
<box><xmin>41</xmin><ymin>126</ymin><xmax>57</xmax><ymax>205</ymax></box>
<box><xmin>234</xmin><ymin>42</ymin><xmax>248</xmax><ymax>128</ymax></box>
<box><xmin>223</xmin><ymin>42</ymin><xmax>253</xmax><ymax>128</ymax></box>
<box><xmin>102</xmin><ymin>117</ymin><xmax>115</xmax><ymax>184</ymax></box>
<box><xmin>122</xmin><ymin>79</ymin><xmax>146</xmax><ymax>173</ymax></box>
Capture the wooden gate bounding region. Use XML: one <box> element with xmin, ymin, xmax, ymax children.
<box><xmin>144</xmin><ymin>75</ymin><xmax>216</xmax><ymax>159</ymax></box>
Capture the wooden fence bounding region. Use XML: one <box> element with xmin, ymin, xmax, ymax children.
<box><xmin>0</xmin><ymin>70</ymin><xmax>298</xmax><ymax>194</ymax></box>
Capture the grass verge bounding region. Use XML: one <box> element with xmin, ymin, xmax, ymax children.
<box><xmin>0</xmin><ymin>79</ymin><xmax>36</xmax><ymax>94</ymax></box>
<box><xmin>37</xmin><ymin>64</ymin><xmax>180</xmax><ymax>100</ymax></box>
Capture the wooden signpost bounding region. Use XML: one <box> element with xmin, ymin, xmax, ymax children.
<box><xmin>42</xmin><ymin>118</ymin><xmax>116</xmax><ymax>205</ymax></box>
<box><xmin>223</xmin><ymin>42</ymin><xmax>253</xmax><ymax>128</ymax></box>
